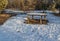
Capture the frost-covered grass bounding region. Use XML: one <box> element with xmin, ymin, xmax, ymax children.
<box><xmin>0</xmin><ymin>13</ymin><xmax>60</xmax><ymax>41</ymax></box>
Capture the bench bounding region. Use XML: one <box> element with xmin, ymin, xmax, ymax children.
<box><xmin>25</xmin><ymin>13</ymin><xmax>47</xmax><ymax>24</ymax></box>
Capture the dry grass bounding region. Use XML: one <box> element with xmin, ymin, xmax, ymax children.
<box><xmin>0</xmin><ymin>14</ymin><xmax>12</xmax><ymax>25</ymax></box>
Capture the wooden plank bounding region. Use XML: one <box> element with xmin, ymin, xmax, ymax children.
<box><xmin>27</xmin><ymin>13</ymin><xmax>47</xmax><ymax>16</ymax></box>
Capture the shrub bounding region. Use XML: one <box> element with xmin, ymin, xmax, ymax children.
<box><xmin>0</xmin><ymin>0</ymin><xmax>8</xmax><ymax>13</ymax></box>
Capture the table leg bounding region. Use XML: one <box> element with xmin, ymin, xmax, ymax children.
<box><xmin>27</xmin><ymin>15</ymin><xmax>30</xmax><ymax>24</ymax></box>
<box><xmin>40</xmin><ymin>16</ymin><xmax>42</xmax><ymax>24</ymax></box>
<box><xmin>32</xmin><ymin>15</ymin><xmax>33</xmax><ymax>19</ymax></box>
<box><xmin>44</xmin><ymin>16</ymin><xmax>46</xmax><ymax>20</ymax></box>
<box><xmin>44</xmin><ymin>16</ymin><xmax>47</xmax><ymax>24</ymax></box>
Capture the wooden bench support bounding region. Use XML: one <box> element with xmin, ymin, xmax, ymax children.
<box><xmin>26</xmin><ymin>13</ymin><xmax>47</xmax><ymax>24</ymax></box>
<box><xmin>40</xmin><ymin>16</ymin><xmax>42</xmax><ymax>24</ymax></box>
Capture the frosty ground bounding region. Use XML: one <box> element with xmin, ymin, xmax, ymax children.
<box><xmin>0</xmin><ymin>12</ymin><xmax>60</xmax><ymax>41</ymax></box>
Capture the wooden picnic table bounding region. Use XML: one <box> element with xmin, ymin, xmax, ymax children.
<box><xmin>27</xmin><ymin>13</ymin><xmax>47</xmax><ymax>24</ymax></box>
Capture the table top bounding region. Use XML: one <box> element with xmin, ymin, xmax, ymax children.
<box><xmin>27</xmin><ymin>13</ymin><xmax>47</xmax><ymax>16</ymax></box>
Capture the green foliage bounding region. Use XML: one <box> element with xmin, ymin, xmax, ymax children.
<box><xmin>0</xmin><ymin>0</ymin><xmax>8</xmax><ymax>11</ymax></box>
